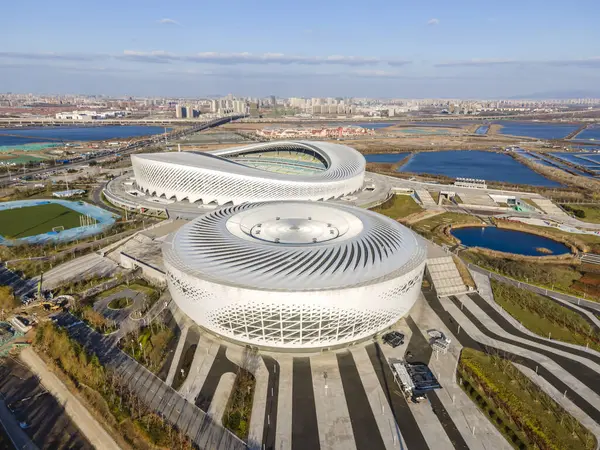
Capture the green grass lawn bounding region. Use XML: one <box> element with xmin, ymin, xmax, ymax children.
<box><xmin>0</xmin><ymin>203</ymin><xmax>86</xmax><ymax>238</ymax></box>
<box><xmin>371</xmin><ymin>194</ymin><xmax>423</xmax><ymax>219</ymax></box>
<box><xmin>561</xmin><ymin>204</ymin><xmax>600</xmax><ymax>224</ymax></box>
<box><xmin>491</xmin><ymin>280</ymin><xmax>599</xmax><ymax>351</ymax></box>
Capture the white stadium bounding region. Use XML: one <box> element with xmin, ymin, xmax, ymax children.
<box><xmin>131</xmin><ymin>141</ymin><xmax>365</xmax><ymax>205</ymax></box>
<box><xmin>163</xmin><ymin>201</ymin><xmax>427</xmax><ymax>350</ymax></box>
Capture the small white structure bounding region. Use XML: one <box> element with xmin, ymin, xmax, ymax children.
<box><xmin>454</xmin><ymin>177</ymin><xmax>487</xmax><ymax>189</ymax></box>
<box><xmin>52</xmin><ymin>189</ymin><xmax>85</xmax><ymax>198</ymax></box>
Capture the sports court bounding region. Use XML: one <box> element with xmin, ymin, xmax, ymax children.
<box><xmin>0</xmin><ymin>199</ymin><xmax>117</xmax><ymax>245</ymax></box>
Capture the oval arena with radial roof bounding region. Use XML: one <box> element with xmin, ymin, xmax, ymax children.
<box><xmin>163</xmin><ymin>201</ymin><xmax>427</xmax><ymax>350</ymax></box>
<box><xmin>131</xmin><ymin>140</ymin><xmax>366</xmax><ymax>205</ymax></box>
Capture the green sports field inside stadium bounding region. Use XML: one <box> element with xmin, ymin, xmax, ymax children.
<box><xmin>0</xmin><ymin>203</ymin><xmax>88</xmax><ymax>238</ymax></box>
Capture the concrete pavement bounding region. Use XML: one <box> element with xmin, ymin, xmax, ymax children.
<box><xmin>20</xmin><ymin>347</ymin><xmax>120</xmax><ymax>450</ymax></box>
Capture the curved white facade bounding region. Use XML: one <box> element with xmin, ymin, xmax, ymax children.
<box><xmin>131</xmin><ymin>141</ymin><xmax>365</xmax><ymax>205</ymax></box>
<box><xmin>163</xmin><ymin>201</ymin><xmax>426</xmax><ymax>350</ymax></box>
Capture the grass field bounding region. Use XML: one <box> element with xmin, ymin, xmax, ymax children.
<box><xmin>0</xmin><ymin>203</ymin><xmax>86</xmax><ymax>238</ymax></box>
<box><xmin>561</xmin><ymin>204</ymin><xmax>600</xmax><ymax>224</ymax></box>
<box><xmin>371</xmin><ymin>194</ymin><xmax>422</xmax><ymax>219</ymax></box>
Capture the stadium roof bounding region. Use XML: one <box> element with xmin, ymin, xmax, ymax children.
<box><xmin>163</xmin><ymin>201</ymin><xmax>427</xmax><ymax>291</ymax></box>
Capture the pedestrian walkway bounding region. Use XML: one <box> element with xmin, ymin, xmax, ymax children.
<box><xmin>471</xmin><ymin>269</ymin><xmax>600</xmax><ymax>331</ymax></box>
<box><xmin>310</xmin><ymin>352</ymin><xmax>356</xmax><ymax>450</ymax></box>
<box><xmin>166</xmin><ymin>324</ymin><xmax>189</xmax><ymax>386</ymax></box>
<box><xmin>179</xmin><ymin>334</ymin><xmax>219</xmax><ymax>402</ymax></box>
<box><xmin>0</xmin><ymin>399</ymin><xmax>38</xmax><ymax>450</ymax></box>
<box><xmin>415</xmin><ymin>189</ymin><xmax>439</xmax><ymax>209</ymax></box>
<box><xmin>468</xmin><ymin>264</ymin><xmax>600</xmax><ymax>313</ymax></box>
<box><xmin>532</xmin><ymin>198</ymin><xmax>570</xmax><ymax>218</ymax></box>
<box><xmin>274</xmin><ymin>356</ymin><xmax>293</xmax><ymax>450</ymax></box>
<box><xmin>20</xmin><ymin>347</ymin><xmax>120</xmax><ymax>450</ymax></box>
<box><xmin>207</xmin><ymin>373</ymin><xmax>236</xmax><ymax>425</ymax></box>
<box><xmin>427</xmin><ymin>256</ymin><xmax>468</xmax><ymax>296</ymax></box>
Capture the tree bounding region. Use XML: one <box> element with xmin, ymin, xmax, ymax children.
<box><xmin>0</xmin><ymin>286</ymin><xmax>20</xmax><ymax>319</ymax></box>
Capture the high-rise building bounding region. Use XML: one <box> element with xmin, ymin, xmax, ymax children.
<box><xmin>232</xmin><ymin>100</ymin><xmax>248</xmax><ymax>115</ymax></box>
<box><xmin>270</xmin><ymin>95</ymin><xmax>276</xmax><ymax>106</ymax></box>
<box><xmin>175</xmin><ymin>104</ymin><xmax>187</xmax><ymax>118</ymax></box>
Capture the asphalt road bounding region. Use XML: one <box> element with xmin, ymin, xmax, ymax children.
<box><xmin>291</xmin><ymin>357</ymin><xmax>320</xmax><ymax>450</ymax></box>
<box><xmin>261</xmin><ymin>356</ymin><xmax>280</xmax><ymax>450</ymax></box>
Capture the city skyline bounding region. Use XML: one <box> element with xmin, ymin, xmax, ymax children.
<box><xmin>2</xmin><ymin>0</ymin><xmax>600</xmax><ymax>97</ymax></box>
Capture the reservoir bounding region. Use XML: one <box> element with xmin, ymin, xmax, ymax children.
<box><xmin>451</xmin><ymin>227</ymin><xmax>571</xmax><ymax>256</ymax></box>
<box><xmin>364</xmin><ymin>153</ymin><xmax>409</xmax><ymax>163</ymax></box>
<box><xmin>398</xmin><ymin>150</ymin><xmax>561</xmax><ymax>187</ymax></box>
<box><xmin>0</xmin><ymin>125</ymin><xmax>168</xmax><ymax>149</ymax></box>
<box><xmin>474</xmin><ymin>125</ymin><xmax>489</xmax><ymax>135</ymax></box>
<box><xmin>496</xmin><ymin>122</ymin><xmax>579</xmax><ymax>139</ymax></box>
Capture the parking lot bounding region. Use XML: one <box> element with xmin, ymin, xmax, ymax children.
<box><xmin>0</xmin><ymin>356</ymin><xmax>91</xmax><ymax>450</ymax></box>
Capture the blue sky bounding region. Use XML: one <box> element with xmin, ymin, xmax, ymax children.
<box><xmin>2</xmin><ymin>0</ymin><xmax>599</xmax><ymax>98</ymax></box>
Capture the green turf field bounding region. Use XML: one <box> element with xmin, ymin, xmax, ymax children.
<box><xmin>0</xmin><ymin>203</ymin><xmax>87</xmax><ymax>238</ymax></box>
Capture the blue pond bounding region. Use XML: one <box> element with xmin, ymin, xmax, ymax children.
<box><xmin>475</xmin><ymin>125</ymin><xmax>489</xmax><ymax>135</ymax></box>
<box><xmin>575</xmin><ymin>126</ymin><xmax>600</xmax><ymax>141</ymax></box>
<box><xmin>0</xmin><ymin>125</ymin><xmax>168</xmax><ymax>147</ymax></box>
<box><xmin>399</xmin><ymin>150</ymin><xmax>561</xmax><ymax>187</ymax></box>
<box><xmin>364</xmin><ymin>153</ymin><xmax>409</xmax><ymax>163</ymax></box>
<box><xmin>496</xmin><ymin>122</ymin><xmax>579</xmax><ymax>139</ymax></box>
<box><xmin>451</xmin><ymin>227</ymin><xmax>570</xmax><ymax>256</ymax></box>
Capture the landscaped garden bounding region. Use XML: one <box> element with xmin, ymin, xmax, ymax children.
<box><xmin>462</xmin><ymin>251</ymin><xmax>600</xmax><ymax>302</ymax></box>
<box><xmin>491</xmin><ymin>280</ymin><xmax>599</xmax><ymax>351</ymax></box>
<box><xmin>223</xmin><ymin>365</ymin><xmax>256</xmax><ymax>440</ymax></box>
<box><xmin>458</xmin><ymin>348</ymin><xmax>596</xmax><ymax>450</ymax></box>
<box><xmin>121</xmin><ymin>322</ymin><xmax>174</xmax><ymax>373</ymax></box>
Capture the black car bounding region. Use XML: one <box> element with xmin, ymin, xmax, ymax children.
<box><xmin>382</xmin><ymin>331</ymin><xmax>405</xmax><ymax>348</ymax></box>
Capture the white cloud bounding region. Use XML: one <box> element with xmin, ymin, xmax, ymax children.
<box><xmin>158</xmin><ymin>18</ymin><xmax>181</xmax><ymax>26</ymax></box>
<box><xmin>435</xmin><ymin>57</ymin><xmax>600</xmax><ymax>68</ymax></box>
<box><xmin>427</xmin><ymin>18</ymin><xmax>440</xmax><ymax>26</ymax></box>
<box><xmin>119</xmin><ymin>50</ymin><xmax>410</xmax><ymax>66</ymax></box>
